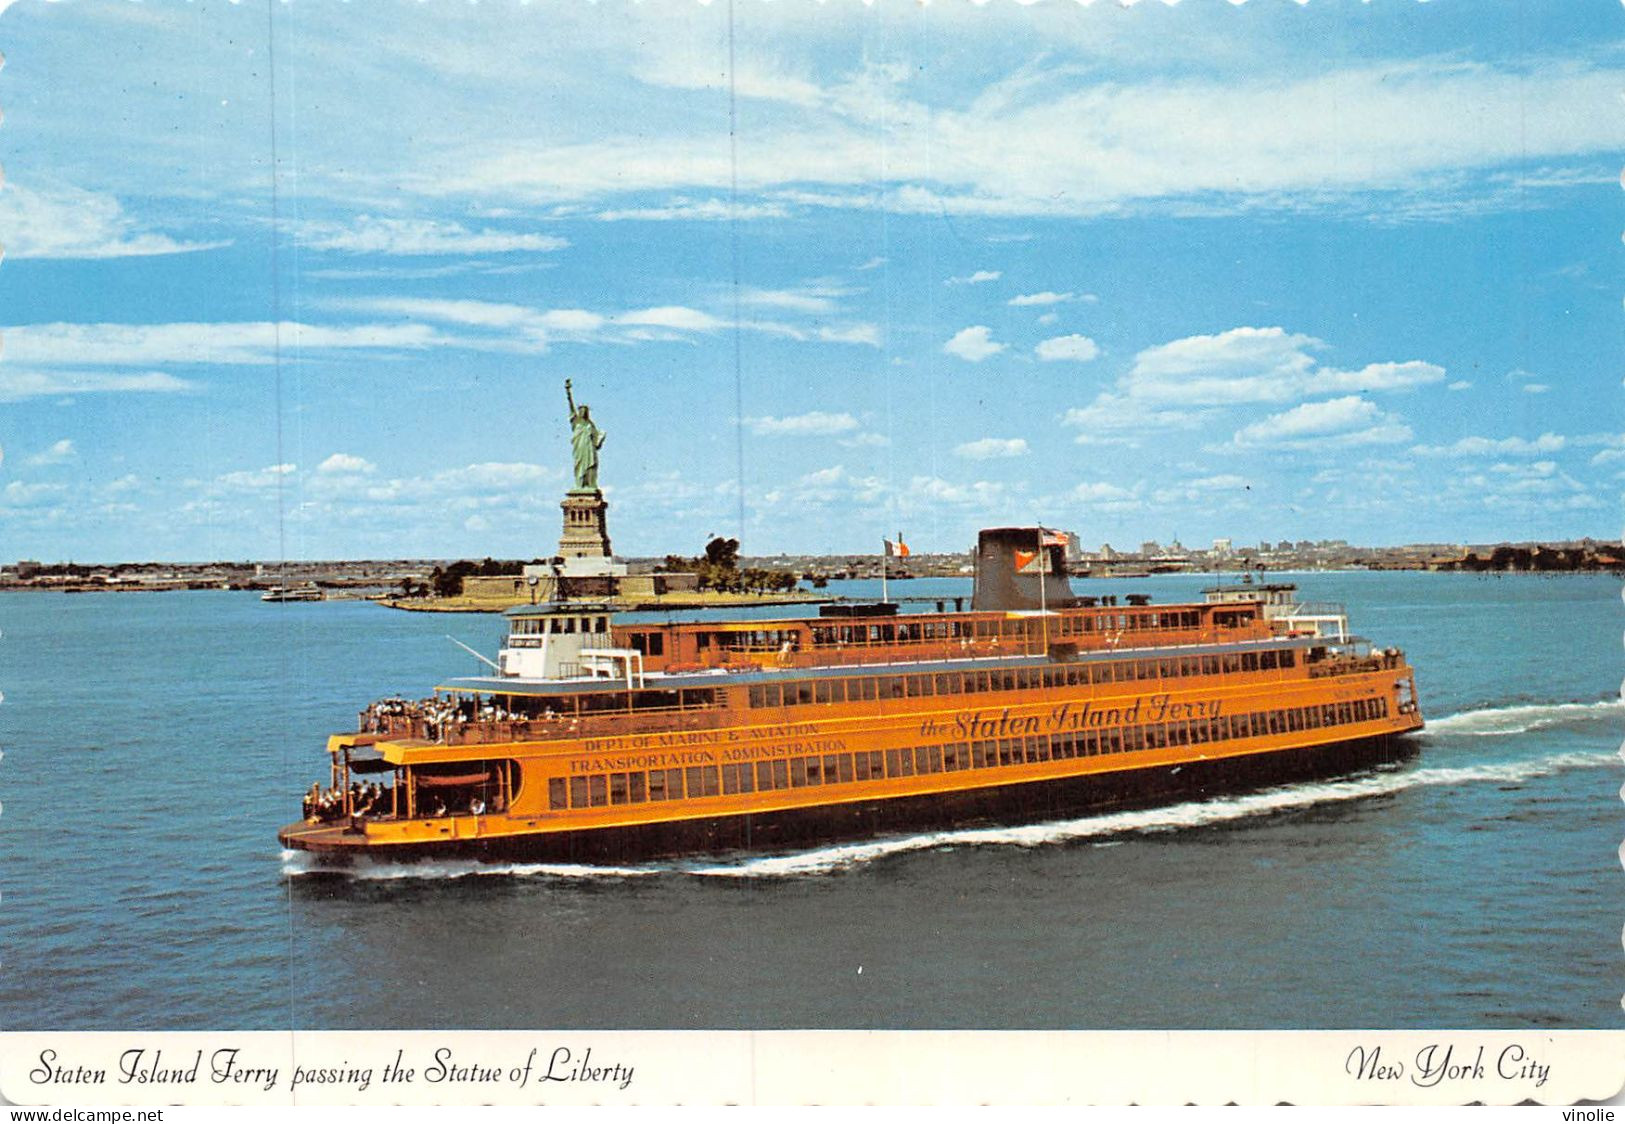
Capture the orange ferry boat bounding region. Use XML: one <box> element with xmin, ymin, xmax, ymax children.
<box><xmin>279</xmin><ymin>528</ymin><xmax>1423</xmax><ymax>863</ymax></box>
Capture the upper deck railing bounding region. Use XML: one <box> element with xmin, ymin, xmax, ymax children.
<box><xmin>653</xmin><ymin>621</ymin><xmax>1268</xmax><ymax>674</ymax></box>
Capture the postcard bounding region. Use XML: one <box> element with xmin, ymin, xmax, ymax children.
<box><xmin>0</xmin><ymin>0</ymin><xmax>1621</xmax><ymax>1108</ymax></box>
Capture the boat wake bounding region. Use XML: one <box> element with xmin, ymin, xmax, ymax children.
<box><xmin>1423</xmin><ymin>698</ymin><xmax>1623</xmax><ymax>738</ymax></box>
<box><xmin>279</xmin><ymin>850</ymin><xmax>661</xmax><ymax>882</ymax></box>
<box><xmin>280</xmin><ymin>740</ymin><xmax>1616</xmax><ymax>883</ymax></box>
<box><xmin>688</xmin><ymin>747</ymin><xmax>1615</xmax><ymax>878</ymax></box>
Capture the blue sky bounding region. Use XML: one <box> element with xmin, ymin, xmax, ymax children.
<box><xmin>0</xmin><ymin>1</ymin><xmax>1620</xmax><ymax>562</ymax></box>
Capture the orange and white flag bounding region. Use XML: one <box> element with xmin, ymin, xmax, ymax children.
<box><xmin>884</xmin><ymin>535</ymin><xmax>911</xmax><ymax>558</ymax></box>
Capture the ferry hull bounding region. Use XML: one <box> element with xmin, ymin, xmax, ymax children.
<box><xmin>280</xmin><ymin>732</ymin><xmax>1418</xmax><ymax>867</ymax></box>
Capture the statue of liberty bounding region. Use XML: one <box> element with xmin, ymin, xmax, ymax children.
<box><xmin>565</xmin><ymin>379</ymin><xmax>605</xmax><ymax>492</ymax></box>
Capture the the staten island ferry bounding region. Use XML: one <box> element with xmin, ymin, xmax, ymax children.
<box><xmin>279</xmin><ymin>528</ymin><xmax>1423</xmax><ymax>863</ymax></box>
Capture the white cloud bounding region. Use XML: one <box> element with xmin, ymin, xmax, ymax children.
<box><xmin>946</xmin><ymin>270</ymin><xmax>1002</xmax><ymax>286</ymax></box>
<box><xmin>1316</xmin><ymin>361</ymin><xmax>1449</xmax><ymax>394</ymax></box>
<box><xmin>293</xmin><ymin>215</ymin><xmax>568</xmax><ymax>255</ymax></box>
<box><xmin>540</xmin><ymin>309</ymin><xmax>609</xmax><ymax>333</ymax></box>
<box><xmin>1489</xmin><ymin>460</ymin><xmax>1558</xmax><ymax>478</ymax></box>
<box><xmin>634</xmin><ymin>52</ymin><xmax>826</xmax><ymax>109</ymax></box>
<box><xmin>26</xmin><ymin>440</ymin><xmax>78</xmax><ymax>466</ymax></box>
<box><xmin>443</xmin><ymin>462</ymin><xmax>556</xmax><ymax>489</ymax></box>
<box><xmin>317</xmin><ymin>453</ymin><xmax>377</xmax><ymax>475</ymax></box>
<box><xmin>757</xmin><ymin>463</ymin><xmax>1009</xmax><ymax>517</ymax></box>
<box><xmin>1151</xmin><ymin>474</ymin><xmax>1254</xmax><ymax>505</ymax></box>
<box><xmin>1503</xmin><ymin>368</ymin><xmax>1552</xmax><ymax>395</ymax></box>
<box><xmin>315</xmin><ymin>297</ymin><xmax>880</xmax><ymax>352</ymax></box>
<box><xmin>216</xmin><ymin>464</ymin><xmax>298</xmax><ymax>490</ymax></box>
<box><xmin>440</xmin><ymin>59</ymin><xmax>1625</xmax><ymax>220</ymax></box>
<box><xmin>1110</xmin><ymin>326</ymin><xmax>1443</xmax><ymax>407</ymax></box>
<box><xmin>307</xmin><ymin>460</ymin><xmax>559</xmax><ymax>507</ymax></box>
<box><xmin>943</xmin><ymin>326</ymin><xmax>1005</xmax><ymax>362</ymax></box>
<box><xmin>736</xmin><ymin>288</ymin><xmax>844</xmax><ymax>315</ymax></box>
<box><xmin>816</xmin><ymin>324</ymin><xmax>883</xmax><ymax>347</ymax></box>
<box><xmin>305</xmin><ymin>261</ymin><xmax>552</xmax><ymax>282</ymax></box>
<box><xmin>341</xmin><ymin>297</ymin><xmax>540</xmax><ymax>329</ymax></box>
<box><xmin>904</xmin><ymin>474</ymin><xmax>1007</xmax><ymax>508</ymax></box>
<box><xmin>5</xmin><ymin>321</ymin><xmax>447</xmax><ymax>367</ymax></box>
<box><xmin>0</xmin><ymin>369</ymin><xmax>198</xmax><ymax>403</ymax></box>
<box><xmin>781</xmin><ymin>465</ymin><xmax>888</xmax><ymax>507</ymax></box>
<box><xmin>745</xmin><ymin>412</ymin><xmax>861</xmax><ymax>437</ymax></box>
<box><xmin>1411</xmin><ymin>433</ymin><xmax>1567</xmax><ymax>457</ymax></box>
<box><xmin>594</xmin><ymin>199</ymin><xmax>790</xmax><ymax>222</ymax></box>
<box><xmin>954</xmin><ymin>437</ymin><xmax>1029</xmax><ymax>460</ymax></box>
<box><xmin>1037</xmin><ymin>312</ymin><xmax>1060</xmax><ymax>326</ymax></box>
<box><xmin>1583</xmin><ymin>434</ymin><xmax>1625</xmax><ymax>465</ymax></box>
<box><xmin>1448</xmin><ymin>380</ymin><xmax>1473</xmax><ymax>391</ymax></box>
<box><xmin>1009</xmin><ymin>291</ymin><xmax>1093</xmax><ymax>307</ymax></box>
<box><xmin>621</xmin><ymin>306</ymin><xmax>727</xmax><ymax>332</ymax></box>
<box><xmin>1069</xmin><ymin>481</ymin><xmax>1144</xmax><ymax>512</ymax></box>
<box><xmin>1232</xmin><ymin>396</ymin><xmax>1412</xmax><ymax>448</ymax></box>
<box><xmin>1190</xmin><ymin>474</ymin><xmax>1250</xmax><ymax>490</ymax></box>
<box><xmin>1062</xmin><ymin>395</ymin><xmax>1208</xmax><ymax>445</ymax></box>
<box><xmin>856</xmin><ymin>256</ymin><xmax>889</xmax><ymax>271</ymax></box>
<box><xmin>1</xmin><ymin>481</ymin><xmax>70</xmax><ymax>509</ymax></box>
<box><xmin>1035</xmin><ymin>334</ymin><xmax>1100</xmax><ymax>363</ymax></box>
<box><xmin>1073</xmin><ymin>482</ymin><xmax>1136</xmax><ymax>501</ymax></box>
<box><xmin>0</xmin><ymin>182</ymin><xmax>230</xmax><ymax>259</ymax></box>
<box><xmin>1125</xmin><ymin>327</ymin><xmax>1320</xmax><ymax>404</ymax></box>
<box><xmin>838</xmin><ymin>431</ymin><xmax>891</xmax><ymax>448</ymax></box>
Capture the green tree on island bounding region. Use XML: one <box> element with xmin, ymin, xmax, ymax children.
<box><xmin>659</xmin><ymin>536</ymin><xmax>801</xmax><ymax>594</ymax></box>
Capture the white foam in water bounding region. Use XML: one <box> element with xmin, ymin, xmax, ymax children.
<box><xmin>1423</xmin><ymin>697</ymin><xmax>1623</xmax><ymax>737</ymax></box>
<box><xmin>281</xmin><ymin>744</ymin><xmax>1616</xmax><ymax>882</ymax></box>
<box><xmin>280</xmin><ymin>849</ymin><xmax>662</xmax><ymax>881</ymax></box>
<box><xmin>690</xmin><ymin>748</ymin><xmax>1617</xmax><ymax>878</ymax></box>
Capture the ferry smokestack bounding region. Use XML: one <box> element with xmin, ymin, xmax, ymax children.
<box><xmin>971</xmin><ymin>527</ymin><xmax>1077</xmax><ymax>611</ymax></box>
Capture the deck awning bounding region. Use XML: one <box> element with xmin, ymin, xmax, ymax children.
<box><xmin>347</xmin><ymin>755</ymin><xmax>395</xmax><ymax>775</ymax></box>
<box><xmin>413</xmin><ymin>770</ymin><xmax>493</xmax><ymax>788</ymax></box>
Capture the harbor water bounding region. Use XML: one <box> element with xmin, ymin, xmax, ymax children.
<box><xmin>1</xmin><ymin>572</ymin><xmax>1619</xmax><ymax>1030</ymax></box>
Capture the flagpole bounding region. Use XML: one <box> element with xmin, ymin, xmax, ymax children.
<box><xmin>881</xmin><ymin>539</ymin><xmax>889</xmax><ymax>605</ymax></box>
<box><xmin>1037</xmin><ymin>526</ymin><xmax>1049</xmax><ymax>653</ymax></box>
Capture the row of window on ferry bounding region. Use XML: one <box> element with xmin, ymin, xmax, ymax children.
<box><xmin>544</xmin><ymin>695</ymin><xmax>1392</xmax><ymax>812</ymax></box>
<box><xmin>458</xmin><ymin>646</ymin><xmax>1303</xmax><ymax>720</ymax></box>
<box><xmin>511</xmin><ymin>616</ymin><xmax>610</xmax><ymax>636</ymax></box>
<box><xmin>630</xmin><ymin>607</ymin><xmax>1246</xmax><ymax>658</ymax></box>
<box><xmin>745</xmin><ymin>646</ymin><xmax>1301</xmax><ymax>709</ymax></box>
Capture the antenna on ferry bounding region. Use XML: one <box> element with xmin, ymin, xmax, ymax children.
<box><xmin>446</xmin><ymin>635</ymin><xmax>500</xmax><ymax>672</ymax></box>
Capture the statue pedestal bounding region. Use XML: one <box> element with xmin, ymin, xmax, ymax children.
<box><xmin>559</xmin><ymin>490</ymin><xmax>613</xmax><ymax>562</ymax></box>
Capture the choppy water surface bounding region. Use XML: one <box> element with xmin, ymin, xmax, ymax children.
<box><xmin>1</xmin><ymin>572</ymin><xmax>1619</xmax><ymax>1029</ymax></box>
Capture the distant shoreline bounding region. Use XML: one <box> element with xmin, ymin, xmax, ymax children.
<box><xmin>3</xmin><ymin>564</ymin><xmax>1619</xmax><ymax>604</ymax></box>
<box><xmin>379</xmin><ymin>590</ymin><xmax>831</xmax><ymax>614</ymax></box>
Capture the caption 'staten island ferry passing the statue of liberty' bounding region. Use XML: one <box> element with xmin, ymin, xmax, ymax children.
<box><xmin>280</xmin><ymin>525</ymin><xmax>1424</xmax><ymax>864</ymax></box>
